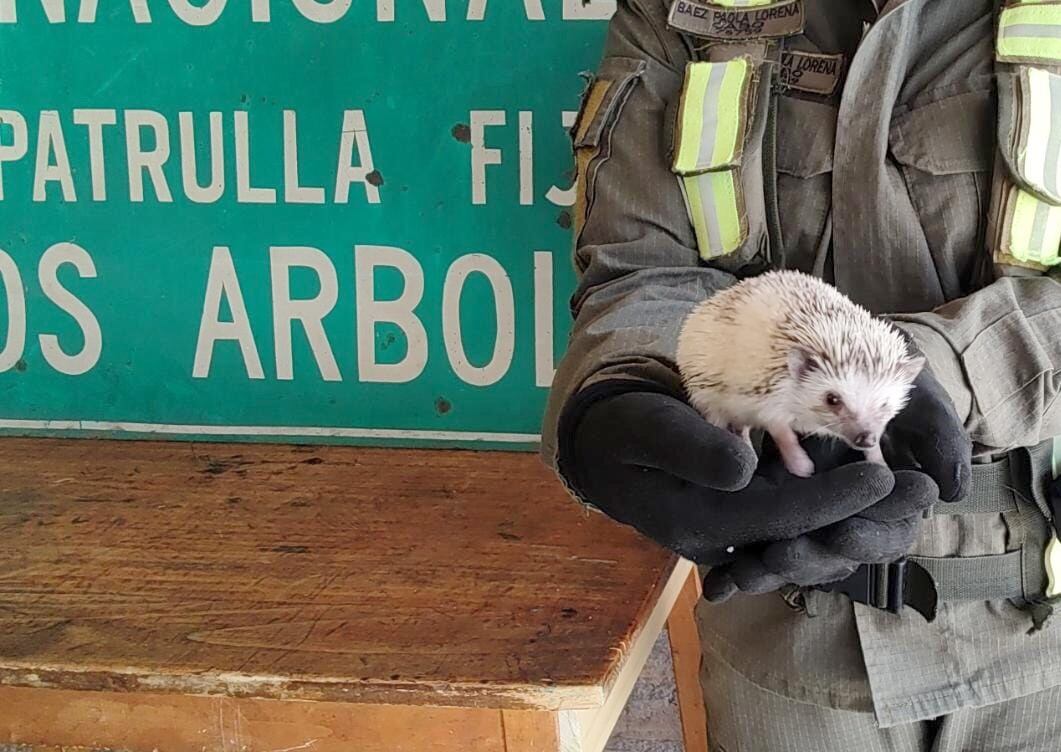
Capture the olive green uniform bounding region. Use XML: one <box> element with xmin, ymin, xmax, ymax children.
<box><xmin>542</xmin><ymin>0</ymin><xmax>1061</xmax><ymax>746</ymax></box>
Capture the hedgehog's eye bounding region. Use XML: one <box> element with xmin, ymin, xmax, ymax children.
<box><xmin>825</xmin><ymin>392</ymin><xmax>843</xmax><ymax>408</ymax></box>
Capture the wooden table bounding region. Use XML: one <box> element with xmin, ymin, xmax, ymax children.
<box><xmin>0</xmin><ymin>439</ymin><xmax>708</xmax><ymax>752</ymax></box>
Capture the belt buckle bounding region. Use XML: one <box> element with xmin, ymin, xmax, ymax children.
<box><xmin>822</xmin><ymin>559</ymin><xmax>939</xmax><ymax>621</ymax></box>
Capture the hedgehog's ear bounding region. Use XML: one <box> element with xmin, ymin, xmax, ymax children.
<box><xmin>897</xmin><ymin>354</ymin><xmax>926</xmax><ymax>382</ymax></box>
<box><xmin>787</xmin><ymin>347</ymin><xmax>821</xmax><ymax>380</ymax></box>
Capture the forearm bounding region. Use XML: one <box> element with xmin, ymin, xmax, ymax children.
<box><xmin>892</xmin><ymin>276</ymin><xmax>1061</xmax><ymax>453</ymax></box>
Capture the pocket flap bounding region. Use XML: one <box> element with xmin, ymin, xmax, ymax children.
<box><xmin>998</xmin><ymin>67</ymin><xmax>1061</xmax><ymax>206</ymax></box>
<box><xmin>776</xmin><ymin>97</ymin><xmax>836</xmax><ymax>177</ymax></box>
<box><xmin>889</xmin><ymin>90</ymin><xmax>993</xmax><ymax>175</ymax></box>
<box><xmin>572</xmin><ymin>57</ymin><xmax>647</xmax><ymax>150</ymax></box>
<box><xmin>671</xmin><ymin>57</ymin><xmax>756</xmax><ymax>175</ymax></box>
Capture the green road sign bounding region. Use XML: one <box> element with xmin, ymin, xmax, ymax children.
<box><xmin>0</xmin><ymin>0</ymin><xmax>612</xmax><ymax>449</ymax></box>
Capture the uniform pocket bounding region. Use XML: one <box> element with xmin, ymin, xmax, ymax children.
<box><xmin>571</xmin><ymin>56</ymin><xmax>647</xmax><ymax>246</ymax></box>
<box><xmin>889</xmin><ymin>89</ymin><xmax>993</xmax><ymax>292</ymax></box>
<box><xmin>775</xmin><ymin>96</ymin><xmax>835</xmax><ymax>272</ymax></box>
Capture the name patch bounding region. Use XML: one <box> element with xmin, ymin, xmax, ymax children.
<box><xmin>777</xmin><ymin>51</ymin><xmax>844</xmax><ymax>95</ymax></box>
<box><xmin>667</xmin><ymin>0</ymin><xmax>805</xmax><ymax>41</ymax></box>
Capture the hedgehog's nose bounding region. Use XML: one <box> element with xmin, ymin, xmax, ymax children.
<box><xmin>853</xmin><ymin>432</ymin><xmax>878</xmax><ymax>449</ymax></box>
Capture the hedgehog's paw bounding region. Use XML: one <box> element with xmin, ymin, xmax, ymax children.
<box><xmin>863</xmin><ymin>445</ymin><xmax>887</xmax><ymax>467</ymax></box>
<box><xmin>769</xmin><ymin>425</ymin><xmax>815</xmax><ymax>478</ymax></box>
<box><xmin>783</xmin><ymin>450</ymin><xmax>815</xmax><ymax>479</ymax></box>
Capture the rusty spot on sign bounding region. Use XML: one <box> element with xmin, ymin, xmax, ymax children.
<box><xmin>366</xmin><ymin>170</ymin><xmax>384</xmax><ymax>187</ymax></box>
<box><xmin>14</xmin><ymin>360</ymin><xmax>26</xmax><ymax>373</ymax></box>
<box><xmin>557</xmin><ymin>210</ymin><xmax>572</xmax><ymax>229</ymax></box>
<box><xmin>452</xmin><ymin>124</ymin><xmax>471</xmax><ymax>143</ymax></box>
<box><xmin>435</xmin><ymin>397</ymin><xmax>452</xmax><ymax>415</ymax></box>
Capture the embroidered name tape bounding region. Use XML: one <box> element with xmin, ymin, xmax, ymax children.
<box><xmin>777</xmin><ymin>51</ymin><xmax>844</xmax><ymax>95</ymax></box>
<box><xmin>998</xmin><ymin>2</ymin><xmax>1061</xmax><ymax>65</ymax></box>
<box><xmin>668</xmin><ymin>0</ymin><xmax>805</xmax><ymax>41</ymax></box>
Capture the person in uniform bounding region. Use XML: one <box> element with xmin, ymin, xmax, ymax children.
<box><xmin>543</xmin><ymin>0</ymin><xmax>1061</xmax><ymax>748</ymax></box>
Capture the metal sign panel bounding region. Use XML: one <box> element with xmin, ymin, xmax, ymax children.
<box><xmin>0</xmin><ymin>0</ymin><xmax>612</xmax><ymax>449</ymax></box>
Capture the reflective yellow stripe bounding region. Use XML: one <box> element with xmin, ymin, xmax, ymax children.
<box><xmin>998</xmin><ymin>4</ymin><xmax>1061</xmax><ymax>64</ymax></box>
<box><xmin>672</xmin><ymin>58</ymin><xmax>752</xmax><ymax>175</ymax></box>
<box><xmin>681</xmin><ymin>170</ymin><xmax>746</xmax><ymax>260</ymax></box>
<box><xmin>1006</xmin><ymin>183</ymin><xmax>1061</xmax><ymax>265</ymax></box>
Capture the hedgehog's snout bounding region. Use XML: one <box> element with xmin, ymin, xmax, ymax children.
<box><xmin>852</xmin><ymin>432</ymin><xmax>878</xmax><ymax>450</ymax></box>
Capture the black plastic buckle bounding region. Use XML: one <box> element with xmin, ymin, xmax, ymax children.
<box><xmin>820</xmin><ymin>559</ymin><xmax>939</xmax><ymax>622</ymax></box>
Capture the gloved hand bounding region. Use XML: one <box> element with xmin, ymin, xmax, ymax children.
<box><xmin>701</xmin><ymin>438</ymin><xmax>936</xmax><ymax>601</ymax></box>
<box><xmin>883</xmin><ymin>358</ymin><xmax>973</xmax><ymax>503</ymax></box>
<box><xmin>701</xmin><ymin>360</ymin><xmax>972</xmax><ymax>600</ymax></box>
<box><xmin>563</xmin><ymin>390</ymin><xmax>921</xmax><ymax>567</ymax></box>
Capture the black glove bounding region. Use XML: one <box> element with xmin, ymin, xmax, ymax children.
<box><xmin>883</xmin><ymin>359</ymin><xmax>973</xmax><ymax>503</ymax></box>
<box><xmin>562</xmin><ymin>390</ymin><xmax>911</xmax><ymax>566</ymax></box>
<box><xmin>701</xmin><ymin>361</ymin><xmax>972</xmax><ymax>600</ymax></box>
<box><xmin>701</xmin><ymin>438</ymin><xmax>936</xmax><ymax>601</ymax></box>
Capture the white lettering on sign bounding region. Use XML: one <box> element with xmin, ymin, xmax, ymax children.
<box><xmin>283</xmin><ymin>110</ymin><xmax>327</xmax><ymax>204</ymax></box>
<box><xmin>37</xmin><ymin>242</ymin><xmax>103</xmax><ymax>376</ymax></box>
<box><xmin>519</xmin><ymin>111</ymin><xmax>533</xmax><ymax>207</ymax></box>
<box><xmin>234</xmin><ymin>110</ymin><xmax>277</xmax><ymax>204</ymax></box>
<box><xmin>73</xmin><ymin>108</ymin><xmax>117</xmax><ymax>202</ymax></box>
<box><xmin>0</xmin><ymin>0</ymin><xmax>613</xmax><ymax>22</ymax></box>
<box><xmin>335</xmin><ymin>110</ymin><xmax>381</xmax><ymax>205</ymax></box>
<box><xmin>442</xmin><ymin>253</ymin><xmax>514</xmax><ymax>387</ymax></box>
<box><xmin>193</xmin><ymin>246</ymin><xmax>266</xmax><ymax>380</ymax></box>
<box><xmin>168</xmin><ymin>0</ymin><xmax>227</xmax><ymax>25</ymax></box>
<box><xmin>355</xmin><ymin>244</ymin><xmax>428</xmax><ymax>384</ymax></box>
<box><xmin>376</xmin><ymin>0</ymin><xmax>445</xmax><ymax>22</ymax></box>
<box><xmin>533</xmin><ymin>250</ymin><xmax>554</xmax><ymax>387</ymax></box>
<box><xmin>270</xmin><ymin>245</ymin><xmax>342</xmax><ymax>381</ymax></box>
<box><xmin>33</xmin><ymin>111</ymin><xmax>75</xmax><ymax>202</ymax></box>
<box><xmin>179</xmin><ymin>111</ymin><xmax>225</xmax><ymax>204</ymax></box>
<box><xmin>469</xmin><ymin>109</ymin><xmax>577</xmax><ymax>207</ymax></box>
<box><xmin>0</xmin><ymin>244</ymin><xmax>102</xmax><ymax>375</ymax></box>
<box><xmin>0</xmin><ymin>110</ymin><xmax>28</xmax><ymax>201</ymax></box>
<box><xmin>125</xmin><ymin>109</ymin><xmax>174</xmax><ymax>203</ymax></box>
<box><xmin>470</xmin><ymin>110</ymin><xmax>505</xmax><ymax>206</ymax></box>
<box><xmin>1</xmin><ymin>109</ymin><xmax>383</xmax><ymax>206</ymax></box>
<box><xmin>0</xmin><ymin>250</ymin><xmax>26</xmax><ymax>373</ymax></box>
<box><xmin>293</xmin><ymin>0</ymin><xmax>351</xmax><ymax>23</ymax></box>
<box><xmin>466</xmin><ymin>0</ymin><xmax>544</xmax><ymax>21</ymax></box>
<box><xmin>546</xmin><ymin>110</ymin><xmax>578</xmax><ymax>206</ymax></box>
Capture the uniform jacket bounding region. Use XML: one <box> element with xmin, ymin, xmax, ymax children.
<box><xmin>542</xmin><ymin>0</ymin><xmax>1061</xmax><ymax>727</ymax></box>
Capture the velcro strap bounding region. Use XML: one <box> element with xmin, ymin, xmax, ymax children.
<box><xmin>679</xmin><ymin>170</ymin><xmax>748</xmax><ymax>259</ymax></box>
<box><xmin>990</xmin><ymin>174</ymin><xmax>1061</xmax><ymax>267</ymax></box>
<box><xmin>933</xmin><ymin>455</ymin><xmax>1019</xmax><ymax>515</ymax></box>
<box><xmin>672</xmin><ymin>59</ymin><xmax>754</xmax><ymax>174</ymax></box>
<box><xmin>998</xmin><ymin>2</ymin><xmax>1061</xmax><ymax>66</ymax></box>
<box><xmin>910</xmin><ymin>552</ymin><xmax>1026</xmax><ymax>602</ymax></box>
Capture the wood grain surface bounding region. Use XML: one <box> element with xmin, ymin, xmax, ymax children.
<box><xmin>0</xmin><ymin>439</ymin><xmax>677</xmax><ymax>710</ymax></box>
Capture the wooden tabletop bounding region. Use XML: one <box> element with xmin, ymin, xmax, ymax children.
<box><xmin>0</xmin><ymin>439</ymin><xmax>677</xmax><ymax>711</ymax></box>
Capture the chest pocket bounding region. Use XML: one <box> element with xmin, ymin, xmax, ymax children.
<box><xmin>888</xmin><ymin>90</ymin><xmax>994</xmax><ymax>296</ymax></box>
<box><xmin>775</xmin><ymin>96</ymin><xmax>836</xmax><ymax>274</ymax></box>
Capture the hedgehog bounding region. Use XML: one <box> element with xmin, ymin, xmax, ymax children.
<box><xmin>675</xmin><ymin>270</ymin><xmax>924</xmax><ymax>478</ymax></box>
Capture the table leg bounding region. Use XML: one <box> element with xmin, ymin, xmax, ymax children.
<box><xmin>667</xmin><ymin>564</ymin><xmax>709</xmax><ymax>752</ymax></box>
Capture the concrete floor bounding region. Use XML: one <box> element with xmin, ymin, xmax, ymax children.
<box><xmin>605</xmin><ymin>628</ymin><xmax>686</xmax><ymax>752</ymax></box>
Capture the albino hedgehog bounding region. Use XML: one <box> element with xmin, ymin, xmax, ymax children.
<box><xmin>676</xmin><ymin>270</ymin><xmax>924</xmax><ymax>478</ymax></box>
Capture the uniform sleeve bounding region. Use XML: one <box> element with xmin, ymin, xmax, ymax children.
<box><xmin>539</xmin><ymin>0</ymin><xmax>745</xmax><ymax>476</ymax></box>
<box><xmin>892</xmin><ymin>274</ymin><xmax>1061</xmax><ymax>454</ymax></box>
